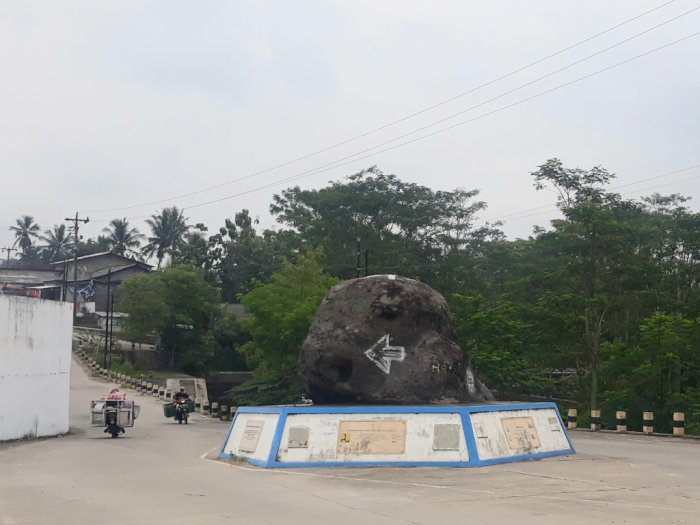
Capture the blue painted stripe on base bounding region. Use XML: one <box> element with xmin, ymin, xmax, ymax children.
<box><xmin>474</xmin><ymin>448</ymin><xmax>573</xmax><ymax>467</ymax></box>
<box><xmin>235</xmin><ymin>402</ymin><xmax>560</xmax><ymax>415</ymax></box>
<box><xmin>222</xmin><ymin>402</ymin><xmax>575</xmax><ymax>468</ymax></box>
<box><xmin>266</xmin><ymin>409</ymin><xmax>288</xmax><ymax>467</ymax></box>
<box><xmin>218</xmin><ymin>411</ymin><xmax>239</xmax><ymax>460</ymax></box>
<box><xmin>261</xmin><ymin>460</ymin><xmax>471</xmax><ymax>468</ymax></box>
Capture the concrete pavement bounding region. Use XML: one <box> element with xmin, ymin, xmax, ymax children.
<box><xmin>1</xmin><ymin>358</ymin><xmax>700</xmax><ymax>524</ymax></box>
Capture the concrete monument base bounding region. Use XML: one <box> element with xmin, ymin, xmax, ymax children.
<box><xmin>219</xmin><ymin>402</ymin><xmax>574</xmax><ymax>468</ymax></box>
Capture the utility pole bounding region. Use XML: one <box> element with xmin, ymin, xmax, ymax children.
<box><xmin>64</xmin><ymin>212</ymin><xmax>89</xmax><ymax>323</ymax></box>
<box><xmin>103</xmin><ymin>265</ymin><xmax>111</xmax><ymax>369</ymax></box>
<box><xmin>109</xmin><ymin>294</ymin><xmax>115</xmax><ymax>369</ymax></box>
<box><xmin>356</xmin><ymin>237</ymin><xmax>361</xmax><ymax>278</ymax></box>
<box><xmin>1</xmin><ymin>246</ymin><xmax>17</xmax><ymax>261</ymax></box>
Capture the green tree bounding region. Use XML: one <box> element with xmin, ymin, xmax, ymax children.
<box><xmin>599</xmin><ymin>313</ymin><xmax>700</xmax><ymax>432</ymax></box>
<box><xmin>528</xmin><ymin>159</ymin><xmax>645</xmax><ymax>409</ymax></box>
<box><xmin>270</xmin><ymin>167</ymin><xmax>497</xmax><ymax>284</ymax></box>
<box><xmin>103</xmin><ymin>218</ymin><xmax>144</xmax><ymax>256</ymax></box>
<box><xmin>76</xmin><ymin>235</ymin><xmax>111</xmax><ymax>257</ymax></box>
<box><xmin>10</xmin><ymin>215</ymin><xmax>40</xmax><ymax>255</ymax></box>
<box><xmin>231</xmin><ymin>250</ymin><xmax>339</xmax><ymax>404</ymax></box>
<box><xmin>209</xmin><ymin>310</ymin><xmax>249</xmax><ymax>371</ymax></box>
<box><xmin>207</xmin><ymin>210</ymin><xmax>302</xmax><ymax>301</ymax></box>
<box><xmin>142</xmin><ymin>206</ymin><xmax>189</xmax><ymax>268</ymax></box>
<box><xmin>158</xmin><ymin>265</ymin><xmax>221</xmax><ymax>372</ymax></box>
<box><xmin>451</xmin><ymin>294</ymin><xmax>542</xmax><ymax>398</ymax></box>
<box><xmin>173</xmin><ymin>223</ymin><xmax>211</xmax><ymax>272</ymax></box>
<box><xmin>120</xmin><ymin>265</ymin><xmax>221</xmax><ymax>373</ymax></box>
<box><xmin>119</xmin><ymin>273</ymin><xmax>169</xmax><ymax>344</ymax></box>
<box><xmin>39</xmin><ymin>224</ymin><xmax>73</xmax><ymax>262</ymax></box>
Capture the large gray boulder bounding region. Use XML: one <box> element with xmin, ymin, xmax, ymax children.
<box><xmin>300</xmin><ymin>275</ymin><xmax>490</xmax><ymax>404</ymax></box>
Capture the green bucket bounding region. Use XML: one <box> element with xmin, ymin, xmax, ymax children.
<box><xmin>163</xmin><ymin>403</ymin><xmax>175</xmax><ymax>418</ymax></box>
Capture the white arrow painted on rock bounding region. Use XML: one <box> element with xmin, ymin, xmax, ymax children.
<box><xmin>364</xmin><ymin>334</ymin><xmax>405</xmax><ymax>374</ymax></box>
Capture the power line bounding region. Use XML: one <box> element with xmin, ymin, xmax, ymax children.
<box><xmin>83</xmin><ymin>0</ymin><xmax>682</xmax><ymax>214</ymax></box>
<box><xmin>174</xmin><ymin>31</ymin><xmax>700</xmax><ymax>213</ymax></box>
<box><xmin>490</xmin><ymin>171</ymin><xmax>700</xmax><ymax>226</ymax></box>
<box><xmin>273</xmin><ymin>5</ymin><xmax>700</xmax><ymax>173</ymax></box>
<box><xmin>483</xmin><ymin>163</ymin><xmax>700</xmax><ymax>223</ymax></box>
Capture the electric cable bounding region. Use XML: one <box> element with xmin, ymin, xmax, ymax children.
<box><xmin>83</xmin><ymin>0</ymin><xmax>684</xmax><ymax>214</ymax></box>
<box><xmin>174</xmin><ymin>31</ymin><xmax>700</xmax><ymax>213</ymax></box>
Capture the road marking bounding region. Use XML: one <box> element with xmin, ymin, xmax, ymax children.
<box><xmin>199</xmin><ymin>445</ymin><xmax>220</xmax><ymax>460</ymax></box>
<box><xmin>531</xmin><ymin>493</ymin><xmax>700</xmax><ymax>514</ymax></box>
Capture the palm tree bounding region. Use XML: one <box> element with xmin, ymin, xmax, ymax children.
<box><xmin>142</xmin><ymin>207</ymin><xmax>189</xmax><ymax>268</ymax></box>
<box><xmin>102</xmin><ymin>218</ymin><xmax>144</xmax><ymax>256</ymax></box>
<box><xmin>40</xmin><ymin>224</ymin><xmax>73</xmax><ymax>262</ymax></box>
<box><xmin>10</xmin><ymin>215</ymin><xmax>40</xmax><ymax>255</ymax></box>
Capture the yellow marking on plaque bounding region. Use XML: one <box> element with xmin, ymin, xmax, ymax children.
<box><xmin>336</xmin><ymin>420</ymin><xmax>407</xmax><ymax>455</ymax></box>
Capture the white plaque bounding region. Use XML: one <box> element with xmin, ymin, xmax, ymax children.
<box><xmin>239</xmin><ymin>420</ymin><xmax>265</xmax><ymax>453</ymax></box>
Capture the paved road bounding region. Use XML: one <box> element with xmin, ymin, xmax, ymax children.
<box><xmin>1</xmin><ymin>359</ymin><xmax>700</xmax><ymax>524</ymax></box>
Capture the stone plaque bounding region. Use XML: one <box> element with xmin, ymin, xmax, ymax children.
<box><xmin>337</xmin><ymin>420</ymin><xmax>406</xmax><ymax>455</ymax></box>
<box><xmin>238</xmin><ymin>420</ymin><xmax>265</xmax><ymax>453</ymax></box>
<box><xmin>288</xmin><ymin>426</ymin><xmax>309</xmax><ymax>448</ymax></box>
<box><xmin>473</xmin><ymin>422</ymin><xmax>488</xmax><ymax>439</ymax></box>
<box><xmin>433</xmin><ymin>424</ymin><xmax>460</xmax><ymax>450</ymax></box>
<box><xmin>548</xmin><ymin>416</ymin><xmax>561</xmax><ymax>432</ymax></box>
<box><xmin>501</xmin><ymin>417</ymin><xmax>541</xmax><ymax>450</ymax></box>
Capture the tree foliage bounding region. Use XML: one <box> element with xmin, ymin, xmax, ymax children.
<box><xmin>143</xmin><ymin>206</ymin><xmax>189</xmax><ymax>268</ymax></box>
<box><xmin>270</xmin><ymin>166</ymin><xmax>499</xmax><ymax>285</ymax></box>
<box><xmin>120</xmin><ymin>265</ymin><xmax>221</xmax><ymax>374</ymax></box>
<box><xmin>229</xmin><ymin>250</ymin><xmax>339</xmax><ymax>404</ymax></box>
<box><xmin>10</xmin><ymin>215</ymin><xmax>40</xmax><ymax>255</ymax></box>
<box><xmin>102</xmin><ymin>218</ymin><xmax>144</xmax><ymax>256</ymax></box>
<box><xmin>13</xmin><ymin>161</ymin><xmax>700</xmax><ymax>428</ymax></box>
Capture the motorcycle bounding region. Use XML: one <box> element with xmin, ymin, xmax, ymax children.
<box><xmin>91</xmin><ymin>390</ymin><xmax>140</xmax><ymax>438</ymax></box>
<box><xmin>174</xmin><ymin>399</ymin><xmax>189</xmax><ymax>424</ymax></box>
<box><xmin>104</xmin><ymin>405</ymin><xmax>124</xmax><ymax>438</ymax></box>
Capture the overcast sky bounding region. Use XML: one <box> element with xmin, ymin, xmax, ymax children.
<box><xmin>1</xmin><ymin>1</ymin><xmax>699</xmax><ymax>251</ymax></box>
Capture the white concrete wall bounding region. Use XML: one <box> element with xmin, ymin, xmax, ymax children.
<box><xmin>0</xmin><ymin>296</ymin><xmax>73</xmax><ymax>441</ymax></box>
<box><xmin>222</xmin><ymin>413</ymin><xmax>280</xmax><ymax>462</ymax></box>
<box><xmin>277</xmin><ymin>413</ymin><xmax>468</xmax><ymax>464</ymax></box>
<box><xmin>470</xmin><ymin>408</ymin><xmax>570</xmax><ymax>460</ymax></box>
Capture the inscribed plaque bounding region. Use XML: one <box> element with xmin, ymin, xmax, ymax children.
<box><xmin>238</xmin><ymin>420</ymin><xmax>265</xmax><ymax>453</ymax></box>
<box><xmin>548</xmin><ymin>416</ymin><xmax>561</xmax><ymax>432</ymax></box>
<box><xmin>501</xmin><ymin>417</ymin><xmax>541</xmax><ymax>450</ymax></box>
<box><xmin>288</xmin><ymin>426</ymin><xmax>309</xmax><ymax>448</ymax></box>
<box><xmin>433</xmin><ymin>424</ymin><xmax>461</xmax><ymax>450</ymax></box>
<box><xmin>337</xmin><ymin>420</ymin><xmax>406</xmax><ymax>455</ymax></box>
<box><xmin>473</xmin><ymin>422</ymin><xmax>488</xmax><ymax>439</ymax></box>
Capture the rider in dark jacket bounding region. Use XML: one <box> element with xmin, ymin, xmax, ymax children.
<box><xmin>173</xmin><ymin>387</ymin><xmax>190</xmax><ymax>403</ymax></box>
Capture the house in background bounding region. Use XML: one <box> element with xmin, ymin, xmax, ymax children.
<box><xmin>0</xmin><ymin>252</ymin><xmax>151</xmax><ymax>310</ymax></box>
<box><xmin>0</xmin><ymin>261</ymin><xmax>63</xmax><ymax>300</ymax></box>
<box><xmin>51</xmin><ymin>252</ymin><xmax>152</xmax><ymax>311</ymax></box>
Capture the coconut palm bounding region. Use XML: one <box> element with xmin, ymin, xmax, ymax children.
<box><xmin>142</xmin><ymin>207</ymin><xmax>189</xmax><ymax>268</ymax></box>
<box><xmin>102</xmin><ymin>218</ymin><xmax>144</xmax><ymax>256</ymax></box>
<box><xmin>10</xmin><ymin>215</ymin><xmax>41</xmax><ymax>255</ymax></box>
<box><xmin>40</xmin><ymin>224</ymin><xmax>74</xmax><ymax>262</ymax></box>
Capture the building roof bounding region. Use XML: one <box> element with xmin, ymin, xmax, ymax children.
<box><xmin>50</xmin><ymin>252</ymin><xmax>151</xmax><ymax>282</ymax></box>
<box><xmin>0</xmin><ymin>268</ymin><xmax>63</xmax><ymax>285</ymax></box>
<box><xmin>51</xmin><ymin>251</ymin><xmax>151</xmax><ymax>269</ymax></box>
<box><xmin>90</xmin><ymin>264</ymin><xmax>141</xmax><ymax>279</ymax></box>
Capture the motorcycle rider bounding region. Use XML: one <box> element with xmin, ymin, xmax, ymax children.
<box><xmin>173</xmin><ymin>387</ymin><xmax>190</xmax><ymax>403</ymax></box>
<box><xmin>173</xmin><ymin>387</ymin><xmax>190</xmax><ymax>423</ymax></box>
